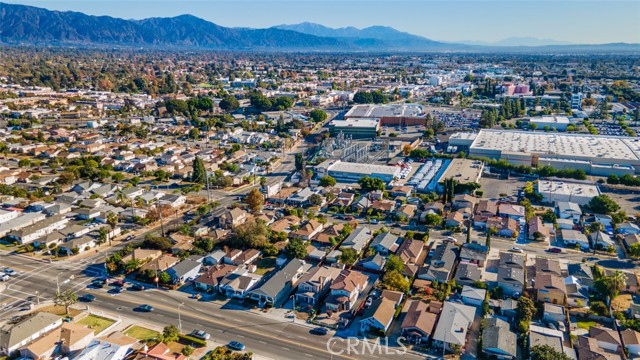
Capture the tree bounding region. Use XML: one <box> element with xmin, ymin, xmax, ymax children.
<box><xmin>319</xmin><ymin>176</ymin><xmax>336</xmax><ymax>187</ymax></box>
<box><xmin>358</xmin><ymin>176</ymin><xmax>385</xmax><ymax>192</ymax></box>
<box><xmin>228</xmin><ymin>220</ymin><xmax>270</xmax><ymax>249</ymax></box>
<box><xmin>587</xmin><ymin>194</ymin><xmax>620</xmax><ymax>214</ymax></box>
<box><xmin>182</xmin><ymin>345</ymin><xmax>195</xmax><ymax>357</ymax></box>
<box><xmin>531</xmin><ymin>345</ymin><xmax>572</xmax><ymax>360</ymax></box>
<box><xmin>189</xmin><ymin>128</ymin><xmax>200</xmax><ymax>140</ymax></box>
<box><xmin>589</xmin><ymin>222</ymin><xmax>604</xmax><ymax>252</ymax></box>
<box><xmin>53</xmin><ymin>289</ymin><xmax>78</xmax><ymax>315</ymax></box>
<box><xmin>143</xmin><ymin>236</ymin><xmax>173</xmax><ymax>251</ymax></box>
<box><xmin>284</xmin><ymin>237</ymin><xmax>307</xmax><ymax>259</ymax></box>
<box><xmin>385</xmin><ymin>254</ymin><xmax>404</xmax><ymax>273</ymax></box>
<box><xmin>541</xmin><ymin>209</ymin><xmax>557</xmax><ymax>223</ymax></box>
<box><xmin>402</xmin><ymin>144</ymin><xmax>412</xmax><ymax>156</ymax></box>
<box><xmin>309</xmin><ymin>109</ymin><xmax>328</xmax><ymax>123</ymax></box>
<box><xmin>294</xmin><ymin>153</ymin><xmax>305</xmax><ymax>173</ymax></box>
<box><xmin>630</xmin><ymin>243</ymin><xmax>640</xmax><ymax>258</ymax></box>
<box><xmin>423</xmin><ymin>213</ymin><xmax>442</xmax><ymax>226</ymax></box>
<box><xmin>161</xmin><ymin>325</ymin><xmax>180</xmax><ymax>343</ymax></box>
<box><xmin>219</xmin><ymin>95</ymin><xmax>240</xmax><ymax>112</ymax></box>
<box><xmin>129</xmin><ymin>176</ymin><xmax>140</xmax><ymax>187</ymax></box>
<box><xmin>606</xmin><ymin>270</ymin><xmax>627</xmax><ymax>299</ymax></box>
<box><xmin>18</xmin><ymin>159</ymin><xmax>31</xmax><ymax>168</ymax></box>
<box><xmin>111</xmin><ymin>172</ymin><xmax>125</xmax><ymax>183</ymax></box>
<box><xmin>515</xmin><ymin>295</ymin><xmax>536</xmax><ymax>334</ymax></box>
<box><xmin>308</xmin><ymin>194</ymin><xmax>324</xmax><ymax>207</ymax></box>
<box><xmin>97</xmin><ymin>226</ymin><xmax>109</xmax><ymax>244</ymax></box>
<box><xmin>158</xmin><ymin>271</ymin><xmax>172</xmax><ymax>284</ymax></box>
<box><xmin>383</xmin><ymin>270</ymin><xmax>410</xmax><ymax>293</ymax></box>
<box><xmin>194</xmin><ymin>237</ymin><xmax>215</xmax><ymax>253</ymax></box>
<box><xmin>340</xmin><ymin>248</ymin><xmax>359</xmax><ymax>266</ymax></box>
<box><xmin>245</xmin><ymin>188</ymin><xmax>264</xmax><ymax>213</ymax></box>
<box><xmin>191</xmin><ymin>156</ymin><xmax>207</xmax><ymax>184</ymax></box>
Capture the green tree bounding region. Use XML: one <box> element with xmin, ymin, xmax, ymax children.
<box><xmin>308</xmin><ymin>194</ymin><xmax>324</xmax><ymax>207</ymax></box>
<box><xmin>541</xmin><ymin>209</ymin><xmax>557</xmax><ymax>223</ymax></box>
<box><xmin>294</xmin><ymin>153</ymin><xmax>305</xmax><ymax>173</ymax></box>
<box><xmin>111</xmin><ymin>172</ymin><xmax>126</xmax><ymax>183</ymax></box>
<box><xmin>219</xmin><ymin>95</ymin><xmax>240</xmax><ymax>112</ymax></box>
<box><xmin>18</xmin><ymin>159</ymin><xmax>31</xmax><ymax>168</ymax></box>
<box><xmin>382</xmin><ymin>270</ymin><xmax>410</xmax><ymax>293</ymax></box>
<box><xmin>319</xmin><ymin>176</ymin><xmax>336</xmax><ymax>187</ymax></box>
<box><xmin>531</xmin><ymin>345</ymin><xmax>572</xmax><ymax>360</ymax></box>
<box><xmin>182</xmin><ymin>345</ymin><xmax>195</xmax><ymax>357</ymax></box>
<box><xmin>284</xmin><ymin>237</ymin><xmax>307</xmax><ymax>259</ymax></box>
<box><xmin>158</xmin><ymin>271</ymin><xmax>172</xmax><ymax>284</ymax></box>
<box><xmin>191</xmin><ymin>156</ymin><xmax>207</xmax><ymax>184</ymax></box>
<box><xmin>515</xmin><ymin>295</ymin><xmax>536</xmax><ymax>334</ymax></box>
<box><xmin>129</xmin><ymin>176</ymin><xmax>140</xmax><ymax>187</ymax></box>
<box><xmin>629</xmin><ymin>243</ymin><xmax>640</xmax><ymax>258</ymax></box>
<box><xmin>385</xmin><ymin>254</ymin><xmax>404</xmax><ymax>273</ymax></box>
<box><xmin>340</xmin><ymin>248</ymin><xmax>359</xmax><ymax>266</ymax></box>
<box><xmin>228</xmin><ymin>220</ymin><xmax>270</xmax><ymax>249</ymax></box>
<box><xmin>587</xmin><ymin>194</ymin><xmax>620</xmax><ymax>214</ymax></box>
<box><xmin>309</xmin><ymin>109</ymin><xmax>328</xmax><ymax>123</ymax></box>
<box><xmin>53</xmin><ymin>289</ymin><xmax>78</xmax><ymax>315</ymax></box>
<box><xmin>423</xmin><ymin>213</ymin><xmax>442</xmax><ymax>226</ymax></box>
<box><xmin>245</xmin><ymin>188</ymin><xmax>264</xmax><ymax>213</ymax></box>
<box><xmin>358</xmin><ymin>176</ymin><xmax>385</xmax><ymax>192</ymax></box>
<box><xmin>161</xmin><ymin>325</ymin><xmax>180</xmax><ymax>343</ymax></box>
<box><xmin>189</xmin><ymin>128</ymin><xmax>200</xmax><ymax>140</ymax></box>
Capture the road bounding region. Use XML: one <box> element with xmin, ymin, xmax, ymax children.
<box><xmin>0</xmin><ymin>251</ymin><xmax>421</xmax><ymax>360</ymax></box>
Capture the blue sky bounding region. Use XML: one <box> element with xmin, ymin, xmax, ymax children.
<box><xmin>4</xmin><ymin>0</ymin><xmax>640</xmax><ymax>43</ymax></box>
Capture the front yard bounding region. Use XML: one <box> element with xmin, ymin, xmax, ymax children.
<box><xmin>124</xmin><ymin>325</ymin><xmax>159</xmax><ymax>341</ymax></box>
<box><xmin>78</xmin><ymin>314</ymin><xmax>116</xmax><ymax>334</ymax></box>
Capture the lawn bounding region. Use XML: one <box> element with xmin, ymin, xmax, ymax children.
<box><xmin>124</xmin><ymin>325</ymin><xmax>159</xmax><ymax>341</ymax></box>
<box><xmin>254</xmin><ymin>257</ymin><xmax>276</xmax><ymax>275</ymax></box>
<box><xmin>39</xmin><ymin>305</ymin><xmax>82</xmax><ymax>317</ymax></box>
<box><xmin>612</xmin><ymin>294</ymin><xmax>632</xmax><ymax>312</ymax></box>
<box><xmin>78</xmin><ymin>314</ymin><xmax>116</xmax><ymax>334</ymax></box>
<box><xmin>577</xmin><ymin>320</ymin><xmax>598</xmax><ymax>330</ymax></box>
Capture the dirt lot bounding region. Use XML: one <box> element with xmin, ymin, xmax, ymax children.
<box><xmin>600</xmin><ymin>187</ymin><xmax>640</xmax><ymax>216</ymax></box>
<box><xmin>479</xmin><ymin>177</ymin><xmax>526</xmax><ymax>200</ymax></box>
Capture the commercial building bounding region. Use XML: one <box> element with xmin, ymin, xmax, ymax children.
<box><xmin>529</xmin><ymin>116</ymin><xmax>571</xmax><ymax>131</ymax></box>
<box><xmin>449</xmin><ymin>130</ymin><xmax>640</xmax><ymax>175</ymax></box>
<box><xmin>344</xmin><ymin>104</ymin><xmax>426</xmax><ymax>126</ymax></box>
<box><xmin>328</xmin><ymin>118</ymin><xmax>380</xmax><ymax>139</ymax></box>
<box><xmin>536</xmin><ymin>180</ymin><xmax>600</xmax><ymax>206</ymax></box>
<box><xmin>315</xmin><ymin>160</ymin><xmax>401</xmax><ymax>183</ymax></box>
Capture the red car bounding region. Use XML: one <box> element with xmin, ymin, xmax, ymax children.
<box><xmin>112</xmin><ymin>279</ymin><xmax>125</xmax><ymax>287</ymax></box>
<box><xmin>548</xmin><ymin>247</ymin><xmax>562</xmax><ymax>253</ymax></box>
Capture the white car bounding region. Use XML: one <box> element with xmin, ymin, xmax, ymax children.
<box><xmin>510</xmin><ymin>247</ymin><xmax>524</xmax><ymax>253</ymax></box>
<box><xmin>0</xmin><ymin>274</ymin><xmax>9</xmax><ymax>282</ymax></box>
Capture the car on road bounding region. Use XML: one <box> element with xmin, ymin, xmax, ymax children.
<box><xmin>547</xmin><ymin>247</ymin><xmax>563</xmax><ymax>253</ymax></box>
<box><xmin>111</xmin><ymin>280</ymin><xmax>125</xmax><ymax>287</ymax></box>
<box><xmin>0</xmin><ymin>274</ymin><xmax>9</xmax><ymax>282</ymax></box>
<box><xmin>364</xmin><ymin>297</ymin><xmax>373</xmax><ymax>308</ymax></box>
<box><xmin>510</xmin><ymin>247</ymin><xmax>524</xmax><ymax>253</ymax></box>
<box><xmin>4</xmin><ymin>268</ymin><xmax>17</xmax><ymax>276</ymax></box>
<box><xmin>190</xmin><ymin>330</ymin><xmax>211</xmax><ymax>340</ymax></box>
<box><xmin>91</xmin><ymin>280</ymin><xmax>105</xmax><ymax>288</ymax></box>
<box><xmin>310</xmin><ymin>327</ymin><xmax>328</xmax><ymax>335</ymax></box>
<box><xmin>138</xmin><ymin>304</ymin><xmax>154</xmax><ymax>312</ymax></box>
<box><xmin>109</xmin><ymin>287</ymin><xmax>124</xmax><ymax>295</ymax></box>
<box><xmin>80</xmin><ymin>294</ymin><xmax>96</xmax><ymax>302</ymax></box>
<box><xmin>227</xmin><ymin>341</ymin><xmax>245</xmax><ymax>351</ymax></box>
<box><xmin>125</xmin><ymin>235</ymin><xmax>135</xmax><ymax>241</ymax></box>
<box><xmin>130</xmin><ymin>283</ymin><xmax>145</xmax><ymax>291</ymax></box>
<box><xmin>370</xmin><ymin>219</ymin><xmax>379</xmax><ymax>224</ymax></box>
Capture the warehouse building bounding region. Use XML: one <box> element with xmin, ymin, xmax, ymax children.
<box><xmin>536</xmin><ymin>180</ymin><xmax>601</xmax><ymax>206</ymax></box>
<box><xmin>344</xmin><ymin>104</ymin><xmax>426</xmax><ymax>126</ymax></box>
<box><xmin>437</xmin><ymin>159</ymin><xmax>484</xmax><ymax>190</ymax></box>
<box><xmin>449</xmin><ymin>130</ymin><xmax>640</xmax><ymax>175</ymax></box>
<box><xmin>328</xmin><ymin>118</ymin><xmax>380</xmax><ymax>139</ymax></box>
<box><xmin>529</xmin><ymin>116</ymin><xmax>571</xmax><ymax>131</ymax></box>
<box><xmin>315</xmin><ymin>160</ymin><xmax>401</xmax><ymax>183</ymax></box>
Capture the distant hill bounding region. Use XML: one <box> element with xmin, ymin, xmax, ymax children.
<box><xmin>0</xmin><ymin>3</ymin><xmax>638</xmax><ymax>53</ymax></box>
<box><xmin>458</xmin><ymin>37</ymin><xmax>573</xmax><ymax>47</ymax></box>
<box><xmin>273</xmin><ymin>22</ymin><xmax>449</xmax><ymax>50</ymax></box>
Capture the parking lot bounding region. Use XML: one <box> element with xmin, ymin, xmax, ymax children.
<box><xmin>479</xmin><ymin>176</ymin><xmax>526</xmax><ymax>200</ymax></box>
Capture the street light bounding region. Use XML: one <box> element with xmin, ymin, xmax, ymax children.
<box><xmin>290</xmin><ymin>295</ymin><xmax>296</xmax><ymax>323</ymax></box>
<box><xmin>178</xmin><ymin>302</ymin><xmax>185</xmax><ymax>332</ymax></box>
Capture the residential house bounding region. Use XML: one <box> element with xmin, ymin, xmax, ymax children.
<box><xmin>567</xmin><ymin>263</ymin><xmax>594</xmax><ymax>288</ymax></box>
<box><xmin>590</xmin><ymin>231</ymin><xmax>617</xmax><ymax>251</ymax></box>
<box><xmin>432</xmin><ymin>301</ymin><xmax>476</xmax><ymax>352</ymax></box>
<box><xmin>555</xmin><ymin>201</ymin><xmax>582</xmax><ymax>222</ymax></box>
<box><xmin>535</xmin><ymin>257</ymin><xmax>562</xmax><ymax>277</ymax></box>
<box><xmin>618</xmin><ymin>222</ymin><xmax>640</xmax><ymax>235</ymax></box>
<box><xmin>287</xmin><ymin>188</ymin><xmax>316</xmax><ymax>206</ymax></box>
<box><xmin>401</xmin><ymin>300</ymin><xmax>440</xmax><ymax>345</ymax></box>
<box><xmin>486</xmin><ymin>216</ymin><xmax>518</xmax><ymax>237</ymax></box>
<box><xmin>455</xmin><ymin>262</ymin><xmax>482</xmax><ymax>287</ymax></box>
<box><xmin>369</xmin><ymin>232</ymin><xmax>402</xmax><ymax>256</ymax></box>
<box><xmin>340</xmin><ymin>227</ymin><xmax>372</xmax><ymax>254</ymax></box>
<box><xmin>73</xmin><ymin>332</ymin><xmax>137</xmax><ymax>360</ymax></box>
<box><xmin>418</xmin><ymin>241</ymin><xmax>458</xmax><ymax>283</ymax></box>
<box><xmin>452</xmin><ymin>194</ymin><xmax>476</xmax><ymax>210</ymax></box>
<box><xmin>359</xmin><ymin>297</ymin><xmax>397</xmax><ymax>335</ymax></box>
<box><xmin>218</xmin><ymin>208</ymin><xmax>249</xmax><ymax>229</ymax></box>
<box><xmin>529</xmin><ymin>324</ymin><xmax>564</xmax><ymax>354</ymax></box>
<box><xmin>120</xmin><ymin>249</ymin><xmax>162</xmax><ymax>265</ymax></box>
<box><xmin>158</xmin><ymin>194</ymin><xmax>187</xmax><ymax>208</ymax></box>
<box><xmin>497</xmin><ymin>252</ymin><xmax>526</xmax><ymax>297</ymax></box>
<box><xmin>326</xmin><ymin>269</ymin><xmax>369</xmax><ymax>312</ymax></box>
<box><xmin>396</xmin><ymin>204</ymin><xmax>417</xmax><ymax>220</ymax></box>
<box><xmin>528</xmin><ymin>216</ymin><xmax>550</xmax><ymax>242</ymax></box>
<box><xmin>218</xmin><ymin>267</ymin><xmax>262</xmax><ymax>299</ymax></box>
<box><xmin>294</xmin><ymin>265</ymin><xmax>342</xmax><ymax>306</ymax></box>
<box><xmin>370</xmin><ymin>199</ymin><xmax>397</xmax><ymax>214</ymax></box>
<box><xmin>498</xmin><ymin>203</ymin><xmax>526</xmax><ymax>219</ymax></box>
<box><xmin>140</xmin><ymin>254</ymin><xmax>180</xmax><ymax>273</ymax></box>
<box><xmin>248</xmin><ymin>259</ymin><xmax>308</xmax><ymax>307</ymax></box>
<box><xmin>624</xmin><ymin>234</ymin><xmax>640</xmax><ymax>253</ymax></box>
<box><xmin>535</xmin><ymin>273</ymin><xmax>567</xmax><ymax>305</ymax></box>
<box><xmin>561</xmin><ymin>229</ymin><xmax>590</xmax><ymax>250</ymax></box>
<box><xmin>7</xmin><ymin>215</ymin><xmax>70</xmax><ymax>245</ymax></box>
<box><xmin>0</xmin><ymin>312</ymin><xmax>62</xmax><ymax>355</ymax></box>
<box><xmin>166</xmin><ymin>259</ymin><xmax>202</xmax><ymax>284</ymax></box>
<box><xmin>358</xmin><ymin>253</ymin><xmax>387</xmax><ymax>272</ymax></box>
<box><xmin>445</xmin><ymin>211</ymin><xmax>466</xmax><ymax>229</ymax></box>
<box><xmin>194</xmin><ymin>264</ymin><xmax>238</xmax><ymax>292</ymax></box>
<box><xmin>621</xmin><ymin>329</ymin><xmax>640</xmax><ymax>357</ymax></box>
<box><xmin>460</xmin><ymin>243</ymin><xmax>488</xmax><ymax>267</ymax></box>
<box><xmin>542</xmin><ymin>303</ymin><xmax>565</xmax><ymax>323</ymax></box>
<box><xmin>397</xmin><ymin>239</ymin><xmax>425</xmax><ymax>265</ymax></box>
<box><xmin>461</xmin><ymin>285</ymin><xmax>486</xmax><ymax>307</ymax></box>
<box><xmin>389</xmin><ymin>186</ymin><xmax>413</xmax><ymax>198</ymax></box>
<box><xmin>289</xmin><ymin>219</ymin><xmax>324</xmax><ymax>240</ymax></box>
<box><xmin>59</xmin><ymin>322</ymin><xmax>94</xmax><ymax>356</ymax></box>
<box><xmin>482</xmin><ymin>317</ymin><xmax>517</xmax><ymax>360</ymax></box>
<box><xmin>59</xmin><ymin>235</ymin><xmax>98</xmax><ymax>255</ymax></box>
<box><xmin>134</xmin><ymin>342</ymin><xmax>187</xmax><ymax>360</ymax></box>
<box><xmin>269</xmin><ymin>215</ymin><xmax>301</xmax><ymax>233</ymax></box>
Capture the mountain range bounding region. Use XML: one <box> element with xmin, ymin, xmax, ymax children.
<box><xmin>0</xmin><ymin>2</ymin><xmax>638</xmax><ymax>53</ymax></box>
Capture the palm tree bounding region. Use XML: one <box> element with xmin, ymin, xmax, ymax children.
<box><xmin>608</xmin><ymin>270</ymin><xmax>627</xmax><ymax>300</ymax></box>
<box><xmin>589</xmin><ymin>222</ymin><xmax>604</xmax><ymax>254</ymax></box>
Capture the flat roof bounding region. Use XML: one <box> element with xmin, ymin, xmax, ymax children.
<box><xmin>329</xmin><ymin>118</ymin><xmax>380</xmax><ymax>128</ymax></box>
<box><xmin>438</xmin><ymin>158</ymin><xmax>483</xmax><ymax>184</ymax></box>
<box><xmin>345</xmin><ymin>104</ymin><xmax>425</xmax><ymax>119</ymax></box>
<box><xmin>469</xmin><ymin>130</ymin><xmax>640</xmax><ymax>162</ymax></box>
<box><xmin>327</xmin><ymin>160</ymin><xmax>400</xmax><ymax>176</ymax></box>
<box><xmin>529</xmin><ymin>116</ymin><xmax>570</xmax><ymax>124</ymax></box>
<box><xmin>536</xmin><ymin>180</ymin><xmax>601</xmax><ymax>198</ymax></box>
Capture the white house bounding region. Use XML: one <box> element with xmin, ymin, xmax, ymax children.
<box><xmin>460</xmin><ymin>285</ymin><xmax>486</xmax><ymax>307</ymax></box>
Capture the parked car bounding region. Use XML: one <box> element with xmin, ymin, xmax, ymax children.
<box><xmin>510</xmin><ymin>247</ymin><xmax>524</xmax><ymax>253</ymax></box>
<box><xmin>190</xmin><ymin>330</ymin><xmax>211</xmax><ymax>340</ymax></box>
<box><xmin>4</xmin><ymin>268</ymin><xmax>17</xmax><ymax>276</ymax></box>
<box><xmin>227</xmin><ymin>341</ymin><xmax>245</xmax><ymax>351</ymax></box>
<box><xmin>125</xmin><ymin>235</ymin><xmax>135</xmax><ymax>241</ymax></box>
<box><xmin>310</xmin><ymin>327</ymin><xmax>328</xmax><ymax>336</ymax></box>
<box><xmin>80</xmin><ymin>294</ymin><xmax>96</xmax><ymax>302</ymax></box>
<box><xmin>130</xmin><ymin>283</ymin><xmax>145</xmax><ymax>291</ymax></box>
<box><xmin>138</xmin><ymin>304</ymin><xmax>154</xmax><ymax>312</ymax></box>
<box><xmin>548</xmin><ymin>247</ymin><xmax>562</xmax><ymax>253</ymax></box>
<box><xmin>364</xmin><ymin>297</ymin><xmax>373</xmax><ymax>308</ymax></box>
<box><xmin>0</xmin><ymin>274</ymin><xmax>9</xmax><ymax>282</ymax></box>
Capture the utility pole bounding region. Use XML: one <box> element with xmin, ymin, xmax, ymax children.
<box><xmin>178</xmin><ymin>302</ymin><xmax>185</xmax><ymax>332</ymax></box>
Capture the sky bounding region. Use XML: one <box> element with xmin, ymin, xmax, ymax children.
<box><xmin>4</xmin><ymin>0</ymin><xmax>640</xmax><ymax>44</ymax></box>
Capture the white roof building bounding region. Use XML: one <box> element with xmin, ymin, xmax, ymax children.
<box><xmin>537</xmin><ymin>180</ymin><xmax>600</xmax><ymax>206</ymax></box>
